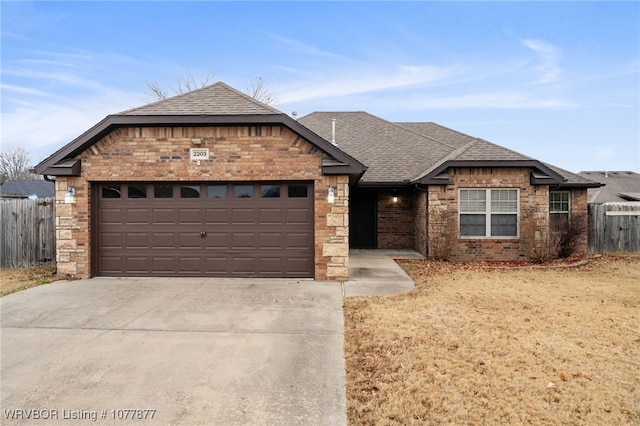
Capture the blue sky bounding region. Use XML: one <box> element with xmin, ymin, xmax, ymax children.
<box><xmin>2</xmin><ymin>1</ymin><xmax>639</xmax><ymax>173</ymax></box>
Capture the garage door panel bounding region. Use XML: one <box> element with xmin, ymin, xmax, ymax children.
<box><xmin>287</xmin><ymin>233</ymin><xmax>312</xmax><ymax>249</ymax></box>
<box><xmin>259</xmin><ymin>233</ymin><xmax>283</xmax><ymax>248</ymax></box>
<box><xmin>259</xmin><ymin>208</ymin><xmax>284</xmax><ymax>224</ymax></box>
<box><xmin>99</xmin><ymin>256</ymin><xmax>123</xmax><ymax>274</ymax></box>
<box><xmin>287</xmin><ymin>257</ymin><xmax>313</xmax><ymax>274</ymax></box>
<box><xmin>125</xmin><ymin>232</ymin><xmax>150</xmax><ymax>249</ymax></box>
<box><xmin>178</xmin><ymin>208</ymin><xmax>202</xmax><ymax>224</ymax></box>
<box><xmin>152</xmin><ymin>233</ymin><xmax>177</xmax><ymax>249</ymax></box>
<box><xmin>259</xmin><ymin>257</ymin><xmax>284</xmax><ymax>274</ymax></box>
<box><xmin>152</xmin><ymin>257</ymin><xmax>176</xmax><ymax>274</ymax></box>
<box><xmin>126</xmin><ymin>208</ymin><xmax>152</xmax><ymax>225</ymax></box>
<box><xmin>232</xmin><ymin>233</ymin><xmax>257</xmax><ymax>248</ymax></box>
<box><xmin>230</xmin><ymin>257</ymin><xmax>256</xmax><ymax>275</ymax></box>
<box><xmin>204</xmin><ymin>257</ymin><xmax>229</xmax><ymax>274</ymax></box>
<box><xmin>152</xmin><ymin>208</ymin><xmax>177</xmax><ymax>224</ymax></box>
<box><xmin>204</xmin><ymin>232</ymin><xmax>229</xmax><ymax>249</ymax></box>
<box><xmin>124</xmin><ymin>257</ymin><xmax>150</xmax><ymax>273</ymax></box>
<box><xmin>96</xmin><ymin>182</ymin><xmax>313</xmax><ymax>277</ymax></box>
<box><xmin>100</xmin><ymin>232</ymin><xmax>123</xmax><ymax>249</ymax></box>
<box><xmin>287</xmin><ymin>208</ymin><xmax>312</xmax><ymax>224</ymax></box>
<box><xmin>232</xmin><ymin>208</ymin><xmax>257</xmax><ymax>224</ymax></box>
<box><xmin>204</xmin><ymin>208</ymin><xmax>229</xmax><ymax>224</ymax></box>
<box><xmin>100</xmin><ymin>208</ymin><xmax>123</xmax><ymax>225</ymax></box>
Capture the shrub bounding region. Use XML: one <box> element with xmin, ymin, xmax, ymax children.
<box><xmin>428</xmin><ymin>209</ymin><xmax>457</xmax><ymax>261</ymax></box>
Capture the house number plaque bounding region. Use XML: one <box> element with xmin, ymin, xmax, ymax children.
<box><xmin>190</xmin><ymin>148</ymin><xmax>209</xmax><ymax>161</ymax></box>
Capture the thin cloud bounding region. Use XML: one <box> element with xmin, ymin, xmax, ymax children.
<box><xmin>522</xmin><ymin>39</ymin><xmax>563</xmax><ymax>84</ymax></box>
<box><xmin>276</xmin><ymin>64</ymin><xmax>453</xmax><ymax>103</ymax></box>
<box><xmin>0</xmin><ymin>84</ymin><xmax>51</xmax><ymax>97</ymax></box>
<box><xmin>266</xmin><ymin>33</ymin><xmax>344</xmax><ymax>59</ymax></box>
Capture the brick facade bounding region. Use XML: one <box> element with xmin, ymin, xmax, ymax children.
<box><xmin>420</xmin><ymin>167</ymin><xmax>589</xmax><ymax>261</ymax></box>
<box><xmin>376</xmin><ymin>188</ymin><xmax>414</xmax><ymax>250</ymax></box>
<box><xmin>54</xmin><ymin>125</ymin><xmax>349</xmax><ymax>281</ymax></box>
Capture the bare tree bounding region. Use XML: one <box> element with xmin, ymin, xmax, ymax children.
<box><xmin>0</xmin><ymin>147</ymin><xmax>39</xmax><ymax>184</ymax></box>
<box><xmin>245</xmin><ymin>77</ymin><xmax>276</xmax><ymax>105</ymax></box>
<box><xmin>146</xmin><ymin>67</ymin><xmax>216</xmax><ymax>100</ymax></box>
<box><xmin>147</xmin><ymin>70</ymin><xmax>276</xmax><ymax>105</ymax></box>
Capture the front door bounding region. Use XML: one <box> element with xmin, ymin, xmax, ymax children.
<box><xmin>349</xmin><ymin>190</ymin><xmax>377</xmax><ymax>248</ymax></box>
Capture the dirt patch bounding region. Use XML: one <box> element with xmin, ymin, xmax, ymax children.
<box><xmin>0</xmin><ymin>266</ymin><xmax>60</xmax><ymax>296</ymax></box>
<box><xmin>344</xmin><ymin>255</ymin><xmax>640</xmax><ymax>425</ymax></box>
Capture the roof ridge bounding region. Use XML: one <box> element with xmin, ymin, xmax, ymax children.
<box><xmin>411</xmin><ymin>140</ymin><xmax>476</xmax><ymax>181</ymax></box>
<box><xmin>392</xmin><ymin>122</ymin><xmax>458</xmax><ymax>150</ymax></box>
<box><xmin>116</xmin><ymin>81</ymin><xmax>282</xmax><ymax>116</ymax></box>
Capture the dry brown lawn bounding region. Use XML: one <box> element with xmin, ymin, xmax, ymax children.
<box><xmin>344</xmin><ymin>255</ymin><xmax>640</xmax><ymax>425</ymax></box>
<box><xmin>0</xmin><ymin>266</ymin><xmax>58</xmax><ymax>296</ymax></box>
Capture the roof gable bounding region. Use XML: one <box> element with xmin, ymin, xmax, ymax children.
<box><xmin>119</xmin><ymin>82</ymin><xmax>281</xmax><ymax>116</ymax></box>
<box><xmin>33</xmin><ymin>83</ymin><xmax>365</xmax><ymax>180</ymax></box>
<box><xmin>299</xmin><ymin>112</ymin><xmax>456</xmax><ymax>184</ymax></box>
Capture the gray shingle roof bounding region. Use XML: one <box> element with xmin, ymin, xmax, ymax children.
<box><xmin>395</xmin><ymin>122</ymin><xmax>474</xmax><ymax>149</ymax></box>
<box><xmin>301</xmin><ymin>112</ymin><xmax>600</xmax><ymax>188</ymax></box>
<box><xmin>299</xmin><ymin>112</ymin><xmax>456</xmax><ymax>183</ymax></box>
<box><xmin>119</xmin><ymin>82</ymin><xmax>282</xmax><ymax>116</ymax></box>
<box><xmin>0</xmin><ymin>180</ymin><xmax>54</xmax><ymax>198</ymax></box>
<box><xmin>578</xmin><ymin>171</ymin><xmax>640</xmax><ymax>203</ymax></box>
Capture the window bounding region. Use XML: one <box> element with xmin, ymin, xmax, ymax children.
<box><xmin>549</xmin><ymin>191</ymin><xmax>570</xmax><ymax>230</ymax></box>
<box><xmin>154</xmin><ymin>184</ymin><xmax>173</xmax><ymax>198</ymax></box>
<box><xmin>459</xmin><ymin>189</ymin><xmax>519</xmax><ymax>237</ymax></box>
<box><xmin>288</xmin><ymin>185</ymin><xmax>308</xmax><ymax>198</ymax></box>
<box><xmin>128</xmin><ymin>185</ymin><xmax>147</xmax><ymax>199</ymax></box>
<box><xmin>207</xmin><ymin>185</ymin><xmax>227</xmax><ymax>199</ymax></box>
<box><xmin>260</xmin><ymin>185</ymin><xmax>280</xmax><ymax>198</ymax></box>
<box><xmin>102</xmin><ymin>185</ymin><xmax>121</xmax><ymax>198</ymax></box>
<box><xmin>180</xmin><ymin>185</ymin><xmax>201</xmax><ymax>198</ymax></box>
<box><xmin>234</xmin><ymin>185</ymin><xmax>254</xmax><ymax>198</ymax></box>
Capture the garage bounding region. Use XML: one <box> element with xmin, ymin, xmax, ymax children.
<box><xmin>94</xmin><ymin>181</ymin><xmax>314</xmax><ymax>277</ymax></box>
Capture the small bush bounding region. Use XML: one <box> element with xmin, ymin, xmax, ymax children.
<box><xmin>428</xmin><ymin>209</ymin><xmax>457</xmax><ymax>261</ymax></box>
<box><xmin>553</xmin><ymin>213</ymin><xmax>587</xmax><ymax>258</ymax></box>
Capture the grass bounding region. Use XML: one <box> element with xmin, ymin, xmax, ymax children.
<box><xmin>344</xmin><ymin>254</ymin><xmax>640</xmax><ymax>425</ymax></box>
<box><xmin>0</xmin><ymin>265</ymin><xmax>59</xmax><ymax>296</ymax></box>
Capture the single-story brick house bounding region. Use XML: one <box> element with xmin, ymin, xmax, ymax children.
<box><xmin>34</xmin><ymin>82</ymin><xmax>599</xmax><ymax>280</ymax></box>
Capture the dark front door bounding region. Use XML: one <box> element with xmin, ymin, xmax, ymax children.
<box><xmin>350</xmin><ymin>190</ymin><xmax>377</xmax><ymax>248</ymax></box>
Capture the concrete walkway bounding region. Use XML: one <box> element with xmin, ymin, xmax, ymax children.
<box><xmin>344</xmin><ymin>249</ymin><xmax>425</xmax><ymax>297</ymax></box>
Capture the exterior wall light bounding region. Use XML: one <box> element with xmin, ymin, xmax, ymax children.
<box><xmin>190</xmin><ymin>137</ymin><xmax>203</xmax><ymax>146</ymax></box>
<box><xmin>64</xmin><ymin>187</ymin><xmax>76</xmax><ymax>204</ymax></box>
<box><xmin>392</xmin><ymin>189</ymin><xmax>398</xmax><ymax>203</ymax></box>
<box><xmin>328</xmin><ymin>186</ymin><xmax>335</xmax><ymax>204</ymax></box>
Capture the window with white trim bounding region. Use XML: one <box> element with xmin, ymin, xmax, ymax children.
<box><xmin>459</xmin><ymin>189</ymin><xmax>519</xmax><ymax>237</ymax></box>
<box><xmin>549</xmin><ymin>191</ymin><xmax>570</xmax><ymax>230</ymax></box>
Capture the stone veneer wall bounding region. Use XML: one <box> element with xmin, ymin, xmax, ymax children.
<box><xmin>413</xmin><ymin>190</ymin><xmax>428</xmax><ymax>256</ymax></box>
<box><xmin>53</xmin><ymin>125</ymin><xmax>349</xmax><ymax>281</ymax></box>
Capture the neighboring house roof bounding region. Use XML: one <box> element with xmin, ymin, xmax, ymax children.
<box><xmin>33</xmin><ymin>82</ymin><xmax>366</xmax><ymax>181</ymax></box>
<box><xmin>578</xmin><ymin>171</ymin><xmax>640</xmax><ymax>203</ymax></box>
<box><xmin>0</xmin><ymin>179</ymin><xmax>54</xmax><ymax>198</ymax></box>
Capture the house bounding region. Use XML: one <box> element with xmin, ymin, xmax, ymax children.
<box><xmin>577</xmin><ymin>171</ymin><xmax>640</xmax><ymax>203</ymax></box>
<box><xmin>34</xmin><ymin>82</ymin><xmax>600</xmax><ymax>280</ymax></box>
<box><xmin>0</xmin><ymin>179</ymin><xmax>55</xmax><ymax>199</ymax></box>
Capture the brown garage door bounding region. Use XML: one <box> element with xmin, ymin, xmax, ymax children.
<box><xmin>94</xmin><ymin>182</ymin><xmax>314</xmax><ymax>277</ymax></box>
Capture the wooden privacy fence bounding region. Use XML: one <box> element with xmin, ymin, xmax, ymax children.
<box><xmin>0</xmin><ymin>198</ymin><xmax>56</xmax><ymax>268</ymax></box>
<box><xmin>588</xmin><ymin>203</ymin><xmax>640</xmax><ymax>254</ymax></box>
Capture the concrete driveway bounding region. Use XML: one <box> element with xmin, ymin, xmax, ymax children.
<box><xmin>1</xmin><ymin>278</ymin><xmax>345</xmax><ymax>425</ymax></box>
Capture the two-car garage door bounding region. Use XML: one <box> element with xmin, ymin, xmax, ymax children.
<box><xmin>94</xmin><ymin>182</ymin><xmax>314</xmax><ymax>277</ymax></box>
